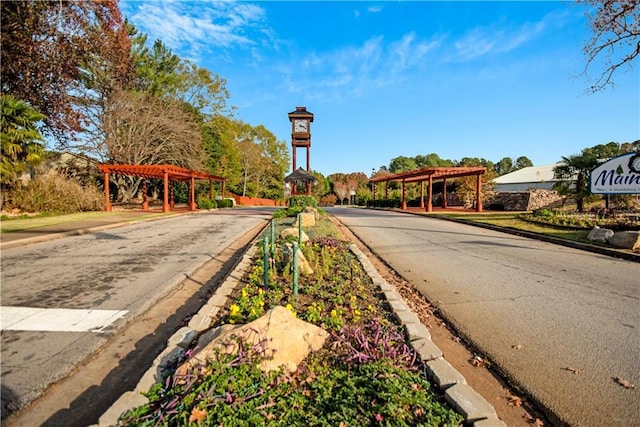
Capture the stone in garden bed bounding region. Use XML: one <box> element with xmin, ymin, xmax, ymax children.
<box><xmin>176</xmin><ymin>306</ymin><xmax>329</xmax><ymax>375</ymax></box>
<box><xmin>608</xmin><ymin>230</ymin><xmax>640</xmax><ymax>251</ymax></box>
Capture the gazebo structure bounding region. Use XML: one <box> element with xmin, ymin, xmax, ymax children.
<box><xmin>371</xmin><ymin>166</ymin><xmax>486</xmax><ymax>212</ymax></box>
<box><xmin>97</xmin><ymin>164</ymin><xmax>226</xmax><ymax>213</ymax></box>
<box><xmin>284</xmin><ymin>167</ymin><xmax>317</xmax><ymax>196</ymax></box>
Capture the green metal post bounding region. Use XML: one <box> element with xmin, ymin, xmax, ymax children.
<box><xmin>263</xmin><ymin>234</ymin><xmax>269</xmax><ymax>287</ymax></box>
<box><xmin>270</xmin><ymin>221</ymin><xmax>275</xmax><ymax>257</ymax></box>
<box><xmin>292</xmin><ymin>242</ymin><xmax>299</xmax><ymax>296</ymax></box>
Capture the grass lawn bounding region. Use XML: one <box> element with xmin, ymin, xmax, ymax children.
<box><xmin>0</xmin><ymin>211</ymin><xmax>169</xmax><ymax>233</ymax></box>
<box><xmin>430</xmin><ymin>212</ymin><xmax>591</xmax><ymax>242</ymax></box>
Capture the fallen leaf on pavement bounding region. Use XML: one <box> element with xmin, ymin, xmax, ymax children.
<box><xmin>507</xmin><ymin>395</ymin><xmax>522</xmax><ymax>407</ymax></box>
<box><xmin>613</xmin><ymin>377</ymin><xmax>636</xmax><ymax>389</ymax></box>
<box><xmin>470</xmin><ymin>356</ymin><xmax>485</xmax><ymax>367</ymax></box>
<box><xmin>523</xmin><ymin>413</ymin><xmax>545</xmax><ymax>426</ymax></box>
<box><xmin>562</xmin><ymin>366</ymin><xmax>582</xmax><ymax>375</ymax></box>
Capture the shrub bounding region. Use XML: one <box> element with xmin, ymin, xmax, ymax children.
<box><xmin>288</xmin><ymin>195</ymin><xmax>318</xmax><ymax>208</ymax></box>
<box><xmin>219</xmin><ymin>198</ymin><xmax>234</xmax><ymax>208</ymax></box>
<box><xmin>5</xmin><ymin>171</ymin><xmax>104</xmax><ymax>213</ymax></box>
<box><xmin>196</xmin><ymin>195</ymin><xmax>217</xmax><ymax>210</ymax></box>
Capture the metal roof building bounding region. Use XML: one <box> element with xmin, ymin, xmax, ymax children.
<box><xmin>493</xmin><ymin>164</ymin><xmax>560</xmax><ymax>192</ymax></box>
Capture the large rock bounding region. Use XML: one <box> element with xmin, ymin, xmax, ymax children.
<box><xmin>177</xmin><ymin>306</ymin><xmax>328</xmax><ymax>374</ymax></box>
<box><xmin>587</xmin><ymin>226</ymin><xmax>614</xmax><ymax>243</ymax></box>
<box><xmin>279</xmin><ymin>227</ymin><xmax>309</xmax><ymax>243</ymax></box>
<box><xmin>303</xmin><ymin>206</ymin><xmax>320</xmax><ymax>220</ymax></box>
<box><xmin>608</xmin><ymin>231</ymin><xmax>640</xmax><ymax>251</ymax></box>
<box><xmin>294</xmin><ymin>212</ymin><xmax>316</xmax><ymax>227</ymax></box>
<box><xmin>282</xmin><ymin>243</ymin><xmax>314</xmax><ymax>276</ymax></box>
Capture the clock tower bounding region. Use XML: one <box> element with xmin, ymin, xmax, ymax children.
<box><xmin>287</xmin><ymin>106</ymin><xmax>314</xmax><ymax>194</ymax></box>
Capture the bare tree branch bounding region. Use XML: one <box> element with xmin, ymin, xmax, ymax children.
<box><xmin>580</xmin><ymin>0</ymin><xmax>640</xmax><ymax>93</ymax></box>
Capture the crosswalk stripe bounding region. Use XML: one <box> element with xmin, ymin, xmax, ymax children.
<box><xmin>0</xmin><ymin>306</ymin><xmax>128</xmax><ymax>332</ymax></box>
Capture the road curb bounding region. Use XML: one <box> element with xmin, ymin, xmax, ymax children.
<box><xmin>94</xmin><ymin>226</ymin><xmax>506</xmax><ymax>426</ymax></box>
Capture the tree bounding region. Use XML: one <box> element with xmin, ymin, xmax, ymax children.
<box><xmin>415</xmin><ymin>153</ymin><xmax>454</xmax><ymax>168</ymax></box>
<box><xmin>0</xmin><ymin>95</ymin><xmax>46</xmax><ymax>208</ymax></box>
<box><xmin>333</xmin><ymin>181</ymin><xmax>349</xmax><ymax>205</ymax></box>
<box><xmin>389</xmin><ymin>156</ymin><xmax>417</xmax><ymax>173</ymax></box>
<box><xmin>1</xmin><ymin>0</ymin><xmax>129</xmax><ymax>145</ymax></box>
<box><xmin>454</xmin><ymin>157</ymin><xmax>497</xmax><ymax>209</ymax></box>
<box><xmin>202</xmin><ymin>115</ymin><xmax>242</xmax><ymax>189</ymax></box>
<box><xmin>581</xmin><ymin>0</ymin><xmax>640</xmax><ymax>92</ymax></box>
<box><xmin>495</xmin><ymin>157</ymin><xmax>514</xmax><ymax>176</ymax></box>
<box><xmin>310</xmin><ymin>170</ymin><xmax>330</xmax><ymax>199</ymax></box>
<box><xmin>101</xmin><ymin>89</ymin><xmax>204</xmax><ymax>201</ymax></box>
<box><xmin>514</xmin><ymin>156</ymin><xmax>533</xmax><ymax>170</ymax></box>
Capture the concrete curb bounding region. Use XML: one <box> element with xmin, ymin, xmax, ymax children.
<box><xmin>349</xmin><ymin>244</ymin><xmax>506</xmax><ymax>427</ymax></box>
<box><xmin>95</xmin><ymin>227</ymin><xmax>506</xmax><ymax>427</ymax></box>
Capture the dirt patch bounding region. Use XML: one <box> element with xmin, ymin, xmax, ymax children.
<box><xmin>330</xmin><ymin>216</ymin><xmax>548</xmax><ymax>427</ymax></box>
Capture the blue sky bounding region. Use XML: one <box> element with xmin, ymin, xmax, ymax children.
<box><xmin>120</xmin><ymin>1</ymin><xmax>639</xmax><ymax>177</ymax></box>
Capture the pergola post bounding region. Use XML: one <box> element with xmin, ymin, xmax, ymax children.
<box><xmin>163</xmin><ymin>171</ymin><xmax>169</xmax><ymax>213</ymax></box>
<box><xmin>427</xmin><ymin>175</ymin><xmax>433</xmax><ymax>212</ymax></box>
<box><xmin>442</xmin><ymin>178</ymin><xmax>448</xmax><ymax>208</ymax></box>
<box><xmin>420</xmin><ymin>181</ymin><xmax>425</xmax><ymax>209</ymax></box>
<box><xmin>142</xmin><ymin>179</ymin><xmax>148</xmax><ymax>210</ymax></box>
<box><xmin>103</xmin><ymin>171</ymin><xmax>112</xmax><ymax>211</ymax></box>
<box><xmin>190</xmin><ymin>176</ymin><xmax>196</xmax><ymax>210</ymax></box>
<box><xmin>476</xmin><ymin>174</ymin><xmax>483</xmax><ymax>212</ymax></box>
<box><xmin>401</xmin><ymin>180</ymin><xmax>407</xmax><ymax>210</ymax></box>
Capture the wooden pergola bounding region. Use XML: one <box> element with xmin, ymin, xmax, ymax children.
<box><xmin>98</xmin><ymin>164</ymin><xmax>226</xmax><ymax>213</ymax></box>
<box><xmin>370</xmin><ymin>166</ymin><xmax>486</xmax><ymax>212</ymax></box>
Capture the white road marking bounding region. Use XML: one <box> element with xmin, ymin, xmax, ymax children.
<box><xmin>0</xmin><ymin>306</ymin><xmax>128</xmax><ymax>332</ymax></box>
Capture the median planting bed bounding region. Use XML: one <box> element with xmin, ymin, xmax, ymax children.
<box><xmin>118</xmin><ymin>210</ymin><xmax>463</xmax><ymax>426</ymax></box>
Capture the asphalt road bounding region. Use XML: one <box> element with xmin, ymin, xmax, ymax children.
<box><xmin>327</xmin><ymin>207</ymin><xmax>639</xmax><ymax>426</ymax></box>
<box><xmin>0</xmin><ymin>208</ymin><xmax>272</xmax><ymax>418</ymax></box>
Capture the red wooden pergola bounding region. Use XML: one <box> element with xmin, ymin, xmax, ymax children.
<box><xmin>98</xmin><ymin>164</ymin><xmax>226</xmax><ymax>213</ymax></box>
<box><xmin>370</xmin><ymin>166</ymin><xmax>486</xmax><ymax>212</ymax></box>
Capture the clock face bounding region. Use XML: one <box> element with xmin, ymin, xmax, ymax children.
<box><xmin>294</xmin><ymin>120</ymin><xmax>308</xmax><ymax>133</ymax></box>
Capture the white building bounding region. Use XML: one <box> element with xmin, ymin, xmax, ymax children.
<box><xmin>493</xmin><ymin>164</ymin><xmax>560</xmax><ymax>192</ymax></box>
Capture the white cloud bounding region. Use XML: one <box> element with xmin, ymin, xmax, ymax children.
<box><xmin>447</xmin><ymin>10</ymin><xmax>567</xmax><ymax>62</ymax></box>
<box><xmin>122</xmin><ymin>0</ymin><xmax>272</xmax><ymax>61</ymax></box>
